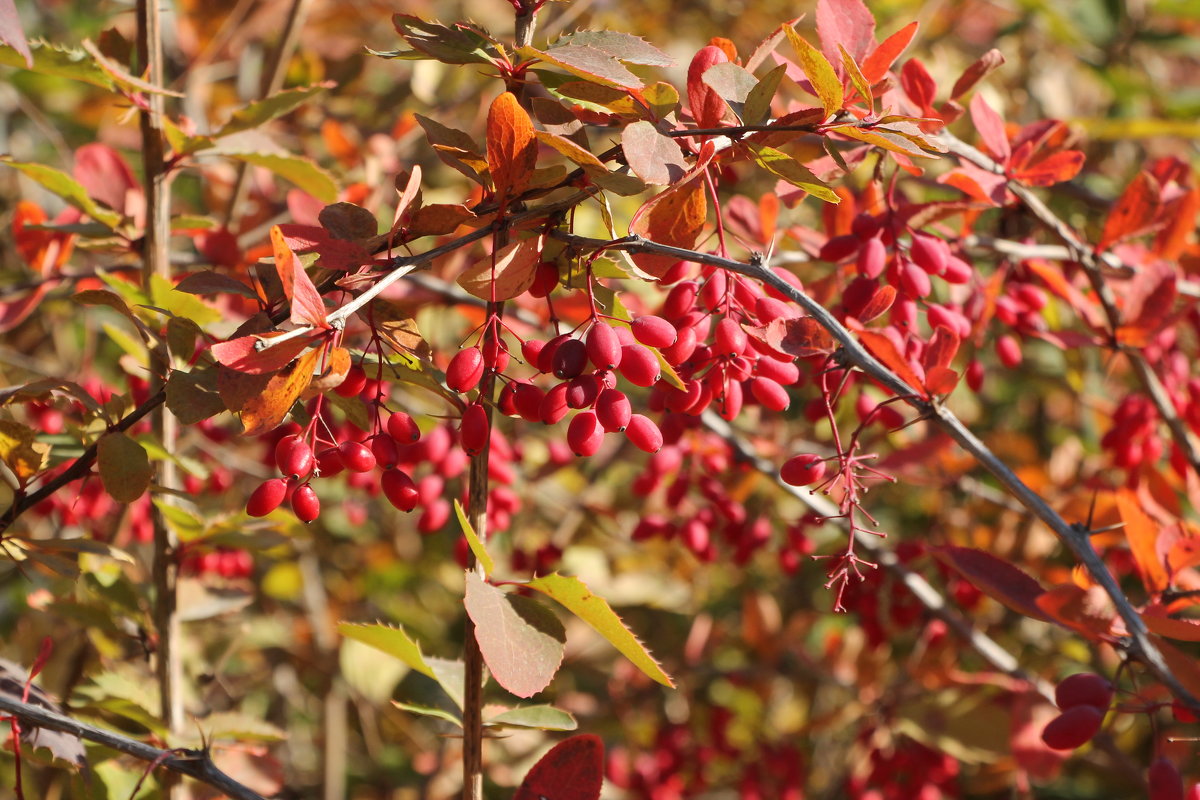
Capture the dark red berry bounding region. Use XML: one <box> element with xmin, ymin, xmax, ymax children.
<box><xmin>551</xmin><ymin>337</ymin><xmax>588</xmax><ymax>379</ymax></box>
<box><xmin>315</xmin><ymin>447</ymin><xmax>344</xmax><ymax>478</ymax></box>
<box><xmin>781</xmin><ymin>454</ymin><xmax>826</xmax><ymax>486</ymax></box>
<box><xmin>246</xmin><ymin>478</ymin><xmax>288</xmax><ymax>517</ymax></box>
<box><xmin>1055</xmin><ymin>673</ymin><xmax>1113</xmax><ymax>712</ymax></box>
<box><xmin>1148</xmin><ymin>758</ymin><xmax>1183</xmax><ymax>800</ymax></box>
<box><xmin>1040</xmin><ymin>705</ymin><xmax>1103</xmax><ymax>751</ymax></box>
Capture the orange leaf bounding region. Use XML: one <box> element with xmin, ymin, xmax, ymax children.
<box><xmin>211</xmin><ymin>333</ymin><xmax>318</xmax><ymax>375</ymax></box>
<box><xmin>857</xmin><ymin>330</ymin><xmax>925</xmax><ymax>397</ymax></box>
<box><xmin>240</xmin><ymin>346</ymin><xmax>322</xmax><ymax>436</ymax></box>
<box><xmin>1150</xmin><ymin>636</ymin><xmax>1200</xmax><ymax>699</ymax></box>
<box><xmin>747</xmin><ymin>317</ymin><xmax>836</xmax><ymax>359</ymax></box>
<box><xmin>1116</xmin><ymin>487</ymin><xmax>1170</xmax><ymax>595</ymax></box>
<box><xmin>486</xmin><ymin>92</ymin><xmax>538</xmax><ymax>202</ymax></box>
<box><xmin>1099</xmin><ymin>171</ymin><xmax>1161</xmax><ymax>253</ymax></box>
<box><xmin>1013</xmin><ymin>150</ymin><xmax>1085</xmax><ymax>187</ymax></box>
<box><xmin>1036</xmin><ymin>584</ymin><xmax>1115</xmax><ymax>641</ymax></box>
<box><xmin>1141</xmin><ymin>607</ymin><xmax>1200</xmax><ymax>642</ymax></box>
<box><xmin>457</xmin><ymin>235</ymin><xmax>545</xmax><ymax>301</ymax></box>
<box><xmin>629</xmin><ymin>178</ymin><xmax>708</xmax><ymax>277</ymax></box>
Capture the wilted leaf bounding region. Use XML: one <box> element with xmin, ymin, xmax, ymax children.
<box><xmin>239</xmin><ymin>347</ymin><xmax>321</xmax><ymax>435</ymax></box>
<box><xmin>932</xmin><ymin>546</ymin><xmax>1048</xmax><ymax>621</ymax></box>
<box><xmin>0</xmin><ymin>657</ymin><xmax>86</xmax><ymax>769</ymax></box>
<box><xmin>319</xmin><ymin>202</ymin><xmax>377</xmax><ymax>241</ymax></box>
<box><xmin>96</xmin><ymin>431</ymin><xmax>152</xmax><ymax>503</ymax></box>
<box><xmin>747</xmin><ymin>316</ymin><xmax>835</xmax><ymax>359</ymax></box>
<box><xmin>0</xmin><ymin>420</ymin><xmax>50</xmax><ymax>485</ymax></box>
<box><xmin>526</xmin><ymin>573</ymin><xmax>674</xmax><ymax>687</ymax></box>
<box><xmin>629</xmin><ymin>178</ymin><xmax>707</xmax><ymax>277</ymax></box>
<box><xmin>464</xmin><ymin>572</ymin><xmax>565</xmax><ymax>699</ymax></box>
<box><xmin>513</xmin><ymin>734</ymin><xmax>603</xmax><ymax>800</ymax></box>
<box><xmin>458</xmin><ymin>235</ymin><xmax>544</xmax><ymax>301</ymax></box>
<box><xmin>407</xmin><ymin>203</ymin><xmax>475</xmax><ymax>237</ymax></box>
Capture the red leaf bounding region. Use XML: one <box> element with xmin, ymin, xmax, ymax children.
<box><xmin>0</xmin><ymin>0</ymin><xmax>32</xmax><ymax>68</ymax></box>
<box><xmin>73</xmin><ymin>143</ymin><xmax>139</xmax><ymax>215</ymax></box>
<box><xmin>271</xmin><ymin>225</ymin><xmax>328</xmax><ymax>328</ymax></box>
<box><xmin>211</xmin><ymin>333</ymin><xmax>317</xmax><ymax>375</ymax></box>
<box><xmin>513</xmin><ymin>735</ymin><xmax>604</xmax><ymax>800</ymax></box>
<box><xmin>1036</xmin><ymin>584</ymin><xmax>1115</xmax><ymax>641</ymax></box>
<box><xmin>856</xmin><ymin>283</ymin><xmax>896</xmax><ymax>322</ymax></box>
<box><xmin>949</xmin><ymin>48</ymin><xmax>1006</xmax><ymax>100</ymax></box>
<box><xmin>1014</xmin><ymin>150</ymin><xmax>1085</xmax><ymax>187</ymax></box>
<box><xmin>923</xmin><ymin>365</ymin><xmax>959</xmax><ymax>396</ymax></box>
<box><xmin>1098</xmin><ymin>171</ymin><xmax>1162</xmax><ymax>252</ymax></box>
<box><xmin>922</xmin><ymin>325</ymin><xmax>959</xmax><ymax>373</ymax></box>
<box><xmin>1141</xmin><ymin>606</ymin><xmax>1200</xmax><ymax>642</ymax></box>
<box><xmin>622</xmin><ymin>121</ymin><xmax>689</xmax><ymax>186</ymax></box>
<box><xmin>487</xmin><ymin>91</ymin><xmax>538</xmax><ymax>201</ymax></box>
<box><xmin>861</xmin><ymin>21</ymin><xmax>918</xmax><ymax>84</ymax></box>
<box><xmin>969</xmin><ymin>94</ymin><xmax>1011</xmax><ymax>164</ymax></box>
<box><xmin>816</xmin><ymin>0</ymin><xmax>876</xmax><ymax>66</ymax></box>
<box><xmin>464</xmin><ymin>572</ymin><xmax>565</xmax><ymax>699</ymax></box>
<box><xmin>932</xmin><ymin>546</ymin><xmax>1049</xmax><ymax>621</ymax></box>
<box><xmin>687</xmin><ymin>45</ymin><xmax>730</xmax><ymax>129</ymax></box>
<box><xmin>748</xmin><ymin>317</ymin><xmax>836</xmax><ymax>359</ymax></box>
<box><xmin>275</xmin><ymin>224</ymin><xmax>373</xmax><ymax>271</ymax></box>
<box><xmin>1116</xmin><ymin>488</ymin><xmax>1170</xmax><ymax>595</ymax></box>
<box><xmin>900</xmin><ymin>58</ymin><xmax>937</xmax><ymax>114</ymax></box>
<box><xmin>857</xmin><ymin>330</ymin><xmax>925</xmax><ymax>396</ymax></box>
<box><xmin>457</xmin><ymin>235</ymin><xmax>545</xmax><ymax>301</ymax></box>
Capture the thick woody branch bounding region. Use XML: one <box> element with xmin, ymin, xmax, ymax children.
<box><xmin>0</xmin><ymin>692</ymin><xmax>268</xmax><ymax>800</ymax></box>
<box><xmin>552</xmin><ymin>230</ymin><xmax>1200</xmax><ymax>715</ymax></box>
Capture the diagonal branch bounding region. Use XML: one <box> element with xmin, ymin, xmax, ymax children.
<box><xmin>551</xmin><ymin>229</ymin><xmax>1200</xmax><ymax>715</ymax></box>
<box><xmin>0</xmin><ymin>692</ymin><xmax>269</xmax><ymax>800</ymax></box>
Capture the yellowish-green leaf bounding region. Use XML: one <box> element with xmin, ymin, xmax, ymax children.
<box><xmin>220</xmin><ymin>152</ymin><xmax>338</xmax><ymax>203</ymax></box>
<box><xmin>96</xmin><ymin>432</ymin><xmax>152</xmax><ymax>503</ymax></box>
<box><xmin>0</xmin><ymin>420</ymin><xmax>50</xmax><ymax>485</ymax></box>
<box><xmin>784</xmin><ymin>26</ymin><xmax>843</xmax><ymax>117</ymax></box>
<box><xmin>337</xmin><ymin>622</ymin><xmax>435</xmax><ymax>679</ymax></box>
<box><xmin>485</xmin><ymin>705</ymin><xmax>577</xmax><ymax>730</ymax></box>
<box><xmin>393</xmin><ymin>701</ymin><xmax>462</xmax><ymax>726</ymax></box>
<box><xmin>745</xmin><ymin>144</ymin><xmax>841</xmax><ymax>203</ymax></box>
<box><xmin>838</xmin><ymin>44</ymin><xmax>872</xmax><ymax>111</ymax></box>
<box><xmin>0</xmin><ymin>157</ymin><xmax>122</xmax><ymax>229</ymax></box>
<box><xmin>455</xmin><ymin>499</ymin><xmax>494</xmax><ymax>578</ymax></box>
<box><xmin>526</xmin><ymin>572</ymin><xmax>674</xmax><ymax>687</ymax></box>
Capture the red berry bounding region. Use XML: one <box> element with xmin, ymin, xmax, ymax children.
<box><xmin>857</xmin><ymin>235</ymin><xmax>886</xmax><ymax>279</ymax></box>
<box><xmin>418</xmin><ymin>498</ymin><xmax>451</xmax><ymax>533</ymax></box>
<box><xmin>750</xmin><ymin>376</ymin><xmax>790</xmax><ymax>411</ymax></box>
<box><xmin>520</xmin><ymin>338</ymin><xmax>546</xmax><ymax>367</ymax></box>
<box><xmin>512</xmin><ymin>381</ymin><xmax>545</xmax><ymax>422</ymax></box>
<box><xmin>714</xmin><ymin>317</ymin><xmax>748</xmax><ymax>356</ymax></box>
<box><xmin>529</xmin><ymin>260</ymin><xmax>559</xmax><ymax>298</ymax></box>
<box><xmin>338</xmin><ymin>441</ymin><xmax>377</xmax><ymax>473</ymax></box>
<box><xmin>966</xmin><ymin>359</ymin><xmax>984</xmax><ymax>392</ymax></box>
<box><xmin>335</xmin><ymin>364</ymin><xmax>368</xmax><ymax>398</ymax></box>
<box><xmin>315</xmin><ymin>447</ymin><xmax>344</xmax><ymax>478</ymax></box>
<box><xmin>246</xmin><ymin>478</ymin><xmax>288</xmax><ymax>517</ymax></box>
<box><xmin>1055</xmin><ymin>673</ymin><xmax>1113</xmax><ymax>712</ymax></box>
<box><xmin>660</xmin><ymin>325</ymin><xmax>698</xmax><ymax>365</ymax></box>
<box><xmin>996</xmin><ymin>334</ymin><xmax>1023</xmax><ymax>368</ymax></box>
<box><xmin>275</xmin><ymin>434</ymin><xmax>314</xmax><ymax>479</ymax></box>
<box><xmin>781</xmin><ymin>454</ymin><xmax>827</xmax><ymax>487</ymax></box>
<box><xmin>909</xmin><ymin>232</ymin><xmax>948</xmax><ymax>275</ymax></box>
<box><xmin>630</xmin><ymin>316</ymin><xmax>678</xmax><ymax>348</ymax></box>
<box><xmin>565</xmin><ymin>374</ymin><xmax>601</xmax><ymax>409</ymax></box>
<box><xmin>291</xmin><ymin>484</ymin><xmax>321</xmax><ymax>523</ymax></box>
<box><xmin>539</xmin><ymin>382</ymin><xmax>570</xmax><ymax>425</ymax></box>
<box><xmin>446</xmin><ymin>347</ymin><xmax>486</xmax><ymax>393</ymax></box>
<box><xmin>619</xmin><ymin>344</ymin><xmax>661</xmax><ymax>387</ymax></box>
<box><xmin>538</xmin><ymin>334</ymin><xmax>572</xmax><ymax>374</ymax></box>
<box><xmin>596</xmin><ymin>388</ymin><xmax>632</xmax><ymax>432</ymax></box>
<box><xmin>716</xmin><ymin>378</ymin><xmax>743</xmax><ymax>421</ymax></box>
<box><xmin>370</xmin><ymin>434</ymin><xmax>401</xmax><ymax>470</ymax></box>
<box><xmin>625</xmin><ymin>414</ymin><xmax>663</xmax><ymax>453</ymax></box>
<box><xmin>387</xmin><ymin>411</ymin><xmax>421</xmax><ymax>443</ymax></box>
<box><xmin>1040</xmin><ymin>705</ymin><xmax>1103</xmax><ymax>751</ymax></box>
<box><xmin>460</xmin><ymin>403</ymin><xmax>489</xmax><ymax>456</ymax></box>
<box><xmin>663</xmin><ymin>281</ymin><xmax>698</xmax><ymax>319</ymax></box>
<box><xmin>567</xmin><ymin>410</ymin><xmax>604</xmax><ymax>456</ymax></box>
<box><xmin>381</xmin><ymin>468</ymin><xmax>419</xmax><ymax>512</ymax></box>
<box><xmin>1149</xmin><ymin>758</ymin><xmax>1184</xmax><ymax>800</ymax></box>
<box><xmin>755</xmin><ymin>356</ymin><xmax>800</xmax><ymax>385</ymax></box>
<box><xmin>897</xmin><ymin>257</ymin><xmax>932</xmax><ymax>298</ymax></box>
<box><xmin>586</xmin><ymin>323</ymin><xmax>623</xmax><ymax>370</ymax></box>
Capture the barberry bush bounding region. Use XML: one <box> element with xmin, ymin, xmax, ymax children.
<box><xmin>0</xmin><ymin>0</ymin><xmax>1199</xmax><ymax>797</ymax></box>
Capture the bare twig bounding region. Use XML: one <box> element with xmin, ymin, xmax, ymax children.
<box><xmin>0</xmin><ymin>692</ymin><xmax>269</xmax><ymax>800</ymax></box>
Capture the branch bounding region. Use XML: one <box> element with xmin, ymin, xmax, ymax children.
<box><xmin>939</xmin><ymin>130</ymin><xmax>1200</xmax><ymax>476</ymax></box>
<box><xmin>0</xmin><ymin>693</ymin><xmax>268</xmax><ymax>800</ymax></box>
<box><xmin>552</xmin><ymin>230</ymin><xmax>1200</xmax><ymax>715</ymax></box>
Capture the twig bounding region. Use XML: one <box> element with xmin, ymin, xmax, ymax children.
<box><xmin>0</xmin><ymin>692</ymin><xmax>269</xmax><ymax>800</ymax></box>
<box><xmin>552</xmin><ymin>230</ymin><xmax>1200</xmax><ymax>716</ymax></box>
<box><xmin>939</xmin><ymin>130</ymin><xmax>1200</xmax><ymax>476</ymax></box>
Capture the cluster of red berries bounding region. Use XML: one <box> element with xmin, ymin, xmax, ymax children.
<box><xmin>180</xmin><ymin>547</ymin><xmax>253</xmax><ymax>579</ymax></box>
<box><xmin>1040</xmin><ymin>672</ymin><xmax>1112</xmax><ymax>750</ymax></box>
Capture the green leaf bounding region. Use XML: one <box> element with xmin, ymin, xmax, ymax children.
<box><xmin>337</xmin><ymin>622</ymin><xmax>435</xmax><ymax>679</ymax></box>
<box><xmin>392</xmin><ymin>701</ymin><xmax>462</xmax><ymax>726</ymax></box>
<box><xmin>701</xmin><ymin>62</ymin><xmax>758</xmax><ymax>121</ymax></box>
<box><xmin>0</xmin><ymin>157</ymin><xmax>122</xmax><ymax>229</ymax></box>
<box><xmin>784</xmin><ymin>26</ymin><xmax>843</xmax><ymax>117</ymax></box>
<box><xmin>220</xmin><ymin>152</ymin><xmax>338</xmax><ymax>202</ymax></box>
<box><xmin>526</xmin><ymin>573</ymin><xmax>674</xmax><ymax>688</ymax></box>
<box><xmin>743</xmin><ymin>63</ymin><xmax>788</xmax><ymax>127</ymax></box>
<box><xmin>96</xmin><ymin>432</ymin><xmax>152</xmax><ymax>503</ymax></box>
<box><xmin>519</xmin><ymin>44</ymin><xmax>643</xmax><ymax>91</ymax></box>
<box><xmin>744</xmin><ymin>144</ymin><xmax>841</xmax><ymax>203</ymax></box>
<box><xmin>150</xmin><ymin>273</ymin><xmax>222</xmax><ymax>326</ymax></box>
<box><xmin>196</xmin><ymin>712</ymin><xmax>287</xmax><ymax>743</ymax></box>
<box><xmin>485</xmin><ymin>705</ymin><xmax>578</xmax><ymax>731</ymax></box>
<box><xmin>165</xmin><ymin>368</ymin><xmax>226</xmax><ymax>425</ymax></box>
<box><xmin>212</xmin><ymin>82</ymin><xmax>336</xmax><ymax>140</ymax></box>
<box><xmin>550</xmin><ymin>31</ymin><xmax>673</xmax><ymax>66</ymax></box>
<box><xmin>0</xmin><ymin>40</ymin><xmax>114</xmax><ymax>89</ymax></box>
<box><xmin>152</xmin><ymin>498</ymin><xmax>205</xmax><ymax>542</ymax></box>
<box><xmin>455</xmin><ymin>499</ymin><xmax>494</xmax><ymax>578</ymax></box>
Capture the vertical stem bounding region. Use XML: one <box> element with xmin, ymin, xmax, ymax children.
<box><xmin>461</xmin><ymin>305</ymin><xmax>499</xmax><ymax>800</ymax></box>
<box><xmin>137</xmin><ymin>0</ymin><xmax>182</xmax><ymax>792</ymax></box>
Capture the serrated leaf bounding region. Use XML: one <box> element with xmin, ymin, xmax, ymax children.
<box><xmin>513</xmin><ymin>734</ymin><xmax>603</xmax><ymax>800</ymax></box>
<box><xmin>486</xmin><ymin>705</ymin><xmax>577</xmax><ymax>731</ymax></box>
<box><xmin>96</xmin><ymin>431</ymin><xmax>151</xmax><ymax>503</ymax></box>
<box><xmin>520</xmin><ymin>43</ymin><xmax>642</xmax><ymax>91</ymax></box>
<box><xmin>455</xmin><ymin>500</ymin><xmax>494</xmax><ymax>578</ymax></box>
<box><xmin>0</xmin><ymin>39</ymin><xmax>113</xmax><ymax>88</ymax></box>
<box><xmin>465</xmin><ymin>572</ymin><xmax>565</xmax><ymax>699</ymax></box>
<box><xmin>550</xmin><ymin>31</ymin><xmax>672</xmax><ymax>66</ymax></box>
<box><xmin>337</xmin><ymin>622</ymin><xmax>435</xmax><ymax>679</ymax></box>
<box><xmin>0</xmin><ymin>157</ymin><xmax>122</xmax><ymax>229</ymax></box>
<box><xmin>198</xmin><ymin>712</ymin><xmax>286</xmax><ymax>743</ymax></box>
<box><xmin>526</xmin><ymin>573</ymin><xmax>674</xmax><ymax>687</ymax></box>
<box><xmin>392</xmin><ymin>701</ymin><xmax>463</xmax><ymax>726</ymax></box>
<box><xmin>744</xmin><ymin>144</ymin><xmax>840</xmax><ymax>203</ymax></box>
<box><xmin>220</xmin><ymin>152</ymin><xmax>337</xmax><ymax>203</ymax></box>
<box><xmin>212</xmin><ymin>82</ymin><xmax>335</xmax><ymax>140</ymax></box>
